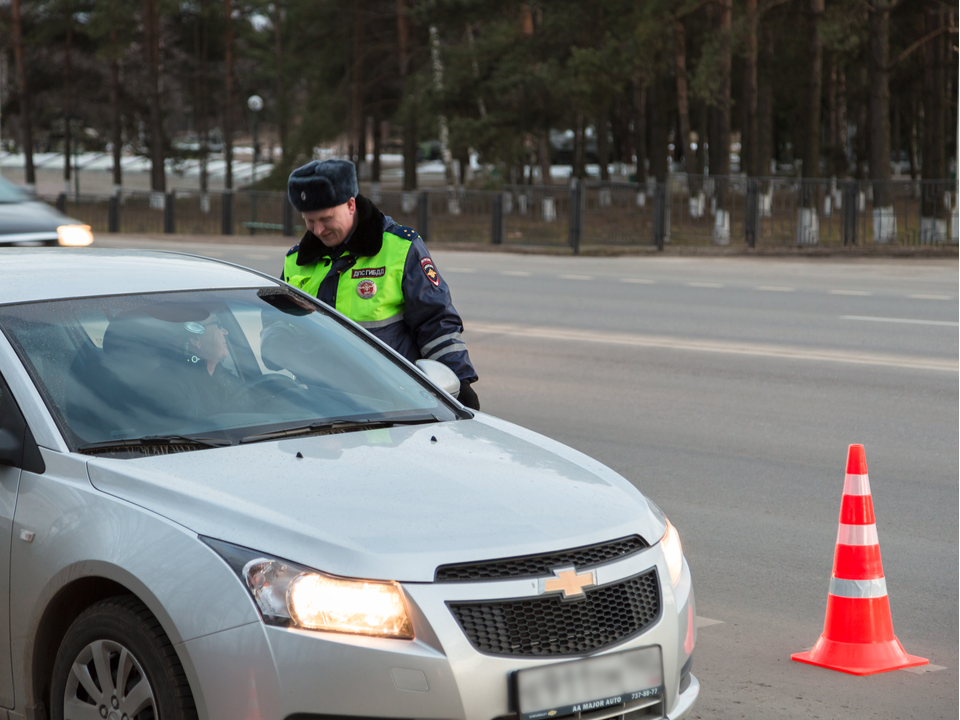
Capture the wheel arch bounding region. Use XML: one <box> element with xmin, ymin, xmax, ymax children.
<box><xmin>27</xmin><ymin>563</ymin><xmax>197</xmax><ymax>717</ymax></box>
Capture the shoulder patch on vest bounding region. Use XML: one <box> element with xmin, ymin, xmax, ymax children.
<box><xmin>385</xmin><ymin>223</ymin><xmax>419</xmax><ymax>242</ymax></box>
<box><xmin>285</xmin><ymin>243</ymin><xmax>300</xmax><ymax>257</ymax></box>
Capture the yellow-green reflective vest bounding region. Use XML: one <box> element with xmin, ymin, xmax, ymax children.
<box><xmin>282</xmin><ymin>231</ymin><xmax>410</xmax><ymax>330</ymax></box>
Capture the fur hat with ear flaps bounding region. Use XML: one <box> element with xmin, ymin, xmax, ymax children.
<box><xmin>287</xmin><ymin>159</ymin><xmax>359</xmax><ymax>213</ymax></box>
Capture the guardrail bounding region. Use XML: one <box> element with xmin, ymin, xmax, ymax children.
<box><xmin>44</xmin><ymin>176</ymin><xmax>958</xmax><ymax>251</ymax></box>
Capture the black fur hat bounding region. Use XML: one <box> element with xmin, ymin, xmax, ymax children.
<box><xmin>287</xmin><ymin>159</ymin><xmax>359</xmax><ymax>212</ymax></box>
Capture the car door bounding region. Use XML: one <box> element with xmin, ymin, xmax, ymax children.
<box><xmin>0</xmin><ymin>372</ymin><xmax>25</xmax><ymax>708</ymax></box>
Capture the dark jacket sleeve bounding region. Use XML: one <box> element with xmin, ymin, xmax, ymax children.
<box><xmin>401</xmin><ymin>236</ymin><xmax>478</xmax><ymax>383</ymax></box>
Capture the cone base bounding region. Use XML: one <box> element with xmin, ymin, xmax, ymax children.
<box><xmin>792</xmin><ymin>635</ymin><xmax>928</xmax><ymax>676</ymax></box>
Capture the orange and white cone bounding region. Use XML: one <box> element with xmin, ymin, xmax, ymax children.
<box><xmin>792</xmin><ymin>444</ymin><xmax>928</xmax><ymax>675</ymax></box>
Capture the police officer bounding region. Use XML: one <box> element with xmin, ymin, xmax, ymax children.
<box><xmin>278</xmin><ymin>159</ymin><xmax>480</xmax><ymax>410</ymax></box>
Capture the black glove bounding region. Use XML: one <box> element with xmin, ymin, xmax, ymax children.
<box><xmin>458</xmin><ymin>381</ymin><xmax>480</xmax><ymax>411</ymax></box>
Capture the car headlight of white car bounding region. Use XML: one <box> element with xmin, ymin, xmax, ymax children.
<box><xmin>645</xmin><ymin>500</ymin><xmax>685</xmax><ymax>586</ymax></box>
<box><xmin>203</xmin><ymin>537</ymin><xmax>414</xmax><ymax>638</ymax></box>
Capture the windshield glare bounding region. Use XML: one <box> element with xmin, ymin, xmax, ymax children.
<box><xmin>0</xmin><ymin>288</ymin><xmax>455</xmax><ymax>449</ymax></box>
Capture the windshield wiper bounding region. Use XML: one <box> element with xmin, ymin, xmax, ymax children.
<box><xmin>78</xmin><ymin>434</ymin><xmax>233</xmax><ymax>452</ymax></box>
<box><xmin>239</xmin><ymin>415</ymin><xmax>440</xmax><ymax>445</ymax></box>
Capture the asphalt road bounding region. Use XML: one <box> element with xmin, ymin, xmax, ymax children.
<box><xmin>99</xmin><ymin>236</ymin><xmax>959</xmax><ymax>719</ymax></box>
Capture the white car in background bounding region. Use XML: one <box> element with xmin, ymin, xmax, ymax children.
<box><xmin>0</xmin><ymin>249</ymin><xmax>698</xmax><ymax>720</ymax></box>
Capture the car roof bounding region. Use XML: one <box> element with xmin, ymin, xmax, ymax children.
<box><xmin>0</xmin><ymin>248</ymin><xmax>275</xmax><ymax>305</ymax></box>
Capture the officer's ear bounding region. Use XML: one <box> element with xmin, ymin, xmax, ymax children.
<box><xmin>346</xmin><ymin>197</ymin><xmax>356</xmax><ymax>214</ymax></box>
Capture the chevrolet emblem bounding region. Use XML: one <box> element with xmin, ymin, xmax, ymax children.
<box><xmin>539</xmin><ymin>566</ymin><xmax>597</xmax><ymax>600</ymax></box>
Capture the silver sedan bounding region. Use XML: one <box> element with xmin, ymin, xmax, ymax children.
<box><xmin>0</xmin><ymin>248</ymin><xmax>698</xmax><ymax>720</ymax></box>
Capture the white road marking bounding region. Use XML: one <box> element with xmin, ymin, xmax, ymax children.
<box><xmin>620</xmin><ymin>278</ymin><xmax>656</xmax><ymax>284</ymax></box>
<box><xmin>695</xmin><ymin>617</ymin><xmax>724</xmax><ymax>629</ymax></box>
<box><xmin>830</xmin><ymin>289</ymin><xmax>872</xmax><ymax>296</ymax></box>
<box><xmin>559</xmin><ymin>274</ymin><xmax>593</xmax><ymax>280</ymax></box>
<box><xmin>445</xmin><ymin>267</ymin><xmax>475</xmax><ymax>273</ymax></box>
<box><xmin>908</xmin><ymin>294</ymin><xmax>950</xmax><ymax>300</ymax></box>
<box><xmin>756</xmin><ymin>286</ymin><xmax>795</xmax><ymax>292</ymax></box>
<box><xmin>902</xmin><ymin>664</ymin><xmax>947</xmax><ymax>674</ymax></box>
<box><xmin>245</xmin><ymin>253</ymin><xmax>271</xmax><ymax>260</ymax></box>
<box><xmin>502</xmin><ymin>270</ymin><xmax>532</xmax><ymax>277</ymax></box>
<box><xmin>841</xmin><ymin>315</ymin><xmax>959</xmax><ymax>327</ymax></box>
<box><xmin>686</xmin><ymin>282</ymin><xmax>724</xmax><ymax>288</ymax></box>
<box><xmin>468</xmin><ymin>322</ymin><xmax>957</xmax><ymax>372</ymax></box>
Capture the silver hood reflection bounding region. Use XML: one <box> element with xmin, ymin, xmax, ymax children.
<box><xmin>87</xmin><ymin>414</ymin><xmax>665</xmax><ymax>581</ymax></box>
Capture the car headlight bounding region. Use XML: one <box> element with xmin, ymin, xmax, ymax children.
<box><xmin>57</xmin><ymin>224</ymin><xmax>94</xmax><ymax>246</ymax></box>
<box><xmin>660</xmin><ymin>518</ymin><xmax>684</xmax><ymax>587</ymax></box>
<box><xmin>202</xmin><ymin>537</ymin><xmax>414</xmax><ymax>639</ymax></box>
<box><xmin>645</xmin><ymin>499</ymin><xmax>685</xmax><ymax>586</ymax></box>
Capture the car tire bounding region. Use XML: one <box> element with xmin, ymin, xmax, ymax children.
<box><xmin>51</xmin><ymin>595</ymin><xmax>198</xmax><ymax>720</ymax></box>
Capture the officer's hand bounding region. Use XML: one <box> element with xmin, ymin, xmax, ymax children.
<box><xmin>458</xmin><ymin>381</ymin><xmax>480</xmax><ymax>411</ymax></box>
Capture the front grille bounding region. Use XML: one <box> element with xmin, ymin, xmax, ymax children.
<box><xmin>448</xmin><ymin>568</ymin><xmax>661</xmax><ymax>657</ymax></box>
<box><xmin>435</xmin><ymin>535</ymin><xmax>648</xmax><ymax>582</ymax></box>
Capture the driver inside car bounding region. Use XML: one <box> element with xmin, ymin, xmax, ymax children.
<box><xmin>179</xmin><ymin>314</ymin><xmax>242</xmax><ymax>415</ymax></box>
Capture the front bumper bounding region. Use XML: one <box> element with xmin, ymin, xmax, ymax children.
<box><xmin>180</xmin><ymin>547</ymin><xmax>698</xmax><ymax>720</ymax></box>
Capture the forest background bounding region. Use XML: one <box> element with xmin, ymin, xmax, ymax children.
<box><xmin>0</xmin><ymin>0</ymin><xmax>956</xmax><ymax>198</ymax></box>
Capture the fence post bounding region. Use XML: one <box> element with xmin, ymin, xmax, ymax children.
<box><xmin>491</xmin><ymin>192</ymin><xmax>504</xmax><ymax>245</ymax></box>
<box><xmin>653</xmin><ymin>183</ymin><xmax>667</xmax><ymax>251</ymax></box>
<box><xmin>568</xmin><ymin>180</ymin><xmax>582</xmax><ymax>254</ymax></box>
<box><xmin>283</xmin><ymin>196</ymin><xmax>294</xmax><ymax>236</ymax></box>
<box><xmin>164</xmin><ymin>192</ymin><xmax>176</xmax><ymax>234</ymax></box>
<box><xmin>745</xmin><ymin>178</ymin><xmax>759</xmax><ymax>248</ymax></box>
<box><xmin>108</xmin><ymin>195</ymin><xmax>120</xmax><ymax>233</ymax></box>
<box><xmin>417</xmin><ymin>190</ymin><xmax>429</xmax><ymax>241</ymax></box>
<box><xmin>842</xmin><ymin>182</ymin><xmax>858</xmax><ymax>245</ymax></box>
<box><xmin>56</xmin><ymin>193</ymin><xmax>67</xmax><ymax>213</ymax></box>
<box><xmin>222</xmin><ymin>191</ymin><xmax>233</xmax><ymax>235</ymax></box>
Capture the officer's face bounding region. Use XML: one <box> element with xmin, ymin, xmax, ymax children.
<box><xmin>303</xmin><ymin>198</ymin><xmax>357</xmax><ymax>247</ymax></box>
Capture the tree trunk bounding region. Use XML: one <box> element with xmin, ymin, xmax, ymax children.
<box><xmin>194</xmin><ymin>8</ymin><xmax>208</xmax><ymax>194</ymax></box>
<box><xmin>757</xmin><ymin>23</ymin><xmax>774</xmax><ymax>176</ymax></box>
<box><xmin>110</xmin><ymin>29</ymin><xmax>122</xmax><ymax>192</ymax></box>
<box><xmin>633</xmin><ymin>76</ymin><xmax>647</xmax><ymax>183</ymax></box>
<box><xmin>538</xmin><ymin>130</ymin><xmax>551</xmax><ymax>186</ymax></box>
<box><xmin>801</xmin><ymin>0</ymin><xmax>823</xmax><ymax>187</ymax></box>
<box><xmin>649</xmin><ymin>75</ymin><xmax>668</xmax><ymax>183</ymax></box>
<box><xmin>12</xmin><ymin>0</ymin><xmax>35</xmax><ymax>188</ymax></box>
<box><xmin>145</xmin><ymin>0</ymin><xmax>165</xmax><ymax>192</ymax></box>
<box><xmin>429</xmin><ymin>25</ymin><xmax>458</xmax><ymax>191</ymax></box>
<box><xmin>715</xmin><ymin>0</ymin><xmax>732</xmax><ymax>210</ymax></box>
<box><xmin>397</xmin><ymin>0</ymin><xmax>416</xmax><ymax>191</ymax></box>
<box><xmin>352</xmin><ymin>1</ymin><xmax>365</xmax><ymax>168</ymax></box>
<box><xmin>673</xmin><ymin>17</ymin><xmax>691</xmax><ymax>173</ymax></box>
<box><xmin>224</xmin><ymin>0</ymin><xmax>234</xmax><ymax>190</ymax></box>
<box><xmin>695</xmin><ymin>100</ymin><xmax>707</xmax><ymax>175</ymax></box>
<box><xmin>742</xmin><ymin>0</ymin><xmax>758</xmax><ymax>176</ymax></box>
<box><xmin>372</xmin><ymin>103</ymin><xmax>382</xmax><ymax>183</ymax></box>
<box><xmin>921</xmin><ymin>4</ymin><xmax>944</xmax><ymax>181</ymax></box>
<box><xmin>597</xmin><ymin>109</ymin><xmax>610</xmax><ymax>180</ymax></box>
<box><xmin>63</xmin><ymin>19</ymin><xmax>73</xmax><ymax>194</ymax></box>
<box><xmin>274</xmin><ymin>1</ymin><xmax>286</xmax><ymax>167</ymax></box>
<box><xmin>868</xmin><ymin>0</ymin><xmax>892</xmax><ymax>206</ymax></box>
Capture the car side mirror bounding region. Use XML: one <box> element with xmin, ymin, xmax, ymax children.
<box><xmin>415</xmin><ymin>359</ymin><xmax>460</xmax><ymax>398</ymax></box>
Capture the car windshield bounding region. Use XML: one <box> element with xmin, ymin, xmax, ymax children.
<box><xmin>0</xmin><ymin>176</ymin><xmax>27</xmax><ymax>203</ymax></box>
<box><xmin>0</xmin><ymin>288</ymin><xmax>459</xmax><ymax>453</ymax></box>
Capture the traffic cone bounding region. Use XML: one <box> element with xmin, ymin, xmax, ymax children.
<box><xmin>792</xmin><ymin>444</ymin><xmax>928</xmax><ymax>676</ymax></box>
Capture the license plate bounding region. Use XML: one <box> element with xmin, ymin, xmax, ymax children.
<box><xmin>515</xmin><ymin>646</ymin><xmax>663</xmax><ymax>720</ymax></box>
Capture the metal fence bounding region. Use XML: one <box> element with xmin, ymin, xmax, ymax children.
<box><xmin>46</xmin><ymin>176</ymin><xmax>958</xmax><ymax>251</ymax></box>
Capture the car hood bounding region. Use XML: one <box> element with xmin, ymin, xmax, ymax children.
<box><xmin>87</xmin><ymin>415</ymin><xmax>665</xmax><ymax>582</ymax></box>
<box><xmin>0</xmin><ymin>200</ymin><xmax>72</xmax><ymax>235</ymax></box>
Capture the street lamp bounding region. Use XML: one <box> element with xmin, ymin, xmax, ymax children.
<box><xmin>247</xmin><ymin>95</ymin><xmax>263</xmax><ymax>234</ymax></box>
<box><xmin>247</xmin><ymin>94</ymin><xmax>263</xmax><ymax>182</ymax></box>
